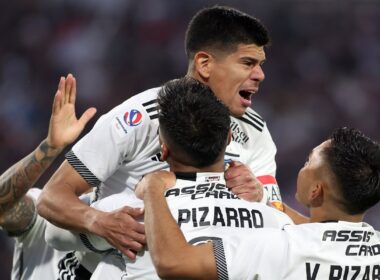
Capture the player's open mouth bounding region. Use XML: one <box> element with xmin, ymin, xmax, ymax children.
<box><xmin>239</xmin><ymin>90</ymin><xmax>255</xmax><ymax>106</ymax></box>
<box><xmin>239</xmin><ymin>90</ymin><xmax>254</xmax><ymax>100</ymax></box>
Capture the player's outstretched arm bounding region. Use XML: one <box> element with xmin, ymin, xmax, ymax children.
<box><xmin>0</xmin><ymin>74</ymin><xmax>96</xmax><ymax>233</ymax></box>
<box><xmin>44</xmin><ymin>191</ymin><xmax>113</xmax><ymax>253</ymax></box>
<box><xmin>38</xmin><ymin>160</ymin><xmax>146</xmax><ymax>259</ymax></box>
<box><xmin>136</xmin><ymin>171</ymin><xmax>217</xmax><ymax>280</ymax></box>
<box><xmin>37</xmin><ymin>74</ymin><xmax>145</xmax><ymax>259</ymax></box>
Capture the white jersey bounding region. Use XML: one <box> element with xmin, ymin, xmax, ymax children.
<box><xmin>214</xmin><ymin>221</ymin><xmax>380</xmax><ymax>279</ymax></box>
<box><xmin>87</xmin><ymin>172</ymin><xmax>292</xmax><ymax>280</ymax></box>
<box><xmin>9</xmin><ymin>189</ymin><xmax>66</xmax><ymax>280</ymax></box>
<box><xmin>68</xmin><ymin>86</ymin><xmax>280</xmax><ymax>205</ymax></box>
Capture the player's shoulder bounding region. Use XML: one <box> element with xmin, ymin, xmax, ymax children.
<box><xmin>257</xmin><ymin>204</ymin><xmax>294</xmax><ymax>225</ymax></box>
<box><xmin>104</xmin><ymin>87</ymin><xmax>161</xmax><ymax>134</ymax></box>
<box><xmin>117</xmin><ymin>87</ymin><xmax>161</xmax><ymax>121</ymax></box>
<box><xmin>234</xmin><ymin>107</ymin><xmax>266</xmax><ymax>133</ymax></box>
<box><xmin>282</xmin><ymin>221</ymin><xmax>328</xmax><ymax>240</ymax></box>
<box><xmin>128</xmin><ymin>87</ymin><xmax>161</xmax><ymax>107</ymax></box>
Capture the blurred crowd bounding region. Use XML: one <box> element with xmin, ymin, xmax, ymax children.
<box><xmin>1</xmin><ymin>0</ymin><xmax>379</xmax><ymax>278</ymax></box>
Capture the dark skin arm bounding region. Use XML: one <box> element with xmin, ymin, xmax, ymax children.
<box><xmin>0</xmin><ymin>74</ymin><xmax>96</xmax><ymax>234</ymax></box>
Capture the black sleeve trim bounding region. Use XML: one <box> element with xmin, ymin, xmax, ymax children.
<box><xmin>213</xmin><ymin>239</ymin><xmax>229</xmax><ymax>280</ymax></box>
<box><xmin>66</xmin><ymin>150</ymin><xmax>101</xmax><ymax>188</ymax></box>
<box><xmin>79</xmin><ymin>233</ymin><xmax>113</xmax><ymax>254</ymax></box>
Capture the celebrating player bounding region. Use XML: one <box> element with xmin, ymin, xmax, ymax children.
<box><xmin>47</xmin><ymin>77</ymin><xmax>291</xmax><ymax>279</ymax></box>
<box><xmin>139</xmin><ymin>127</ymin><xmax>380</xmax><ymax>279</ymax></box>
<box><xmin>37</xmin><ymin>6</ymin><xmax>283</xmax><ymax>259</ymax></box>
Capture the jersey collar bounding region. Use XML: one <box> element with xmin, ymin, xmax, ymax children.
<box><xmin>174</xmin><ymin>172</ymin><xmax>225</xmax><ymax>182</ymax></box>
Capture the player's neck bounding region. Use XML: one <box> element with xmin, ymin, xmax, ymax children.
<box><xmin>309</xmin><ymin>206</ymin><xmax>364</xmax><ymax>223</ymax></box>
<box><xmin>169</xmin><ymin>159</ymin><xmax>225</xmax><ymax>174</ymax></box>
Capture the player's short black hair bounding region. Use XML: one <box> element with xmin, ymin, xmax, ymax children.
<box><xmin>185</xmin><ymin>5</ymin><xmax>270</xmax><ymax>59</ymax></box>
<box><xmin>158</xmin><ymin>77</ymin><xmax>230</xmax><ymax>168</ymax></box>
<box><xmin>323</xmin><ymin>127</ymin><xmax>380</xmax><ymax>214</ymax></box>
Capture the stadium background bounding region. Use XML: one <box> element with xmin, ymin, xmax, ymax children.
<box><xmin>0</xmin><ymin>0</ymin><xmax>379</xmax><ymax>278</ymax></box>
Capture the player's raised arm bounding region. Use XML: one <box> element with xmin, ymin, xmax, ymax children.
<box><xmin>136</xmin><ymin>172</ymin><xmax>217</xmax><ymax>280</ymax></box>
<box><xmin>0</xmin><ymin>74</ymin><xmax>96</xmax><ymax>234</ymax></box>
<box><xmin>36</xmin><ymin>74</ymin><xmax>98</xmax><ymax>235</ymax></box>
<box><xmin>37</xmin><ymin>75</ymin><xmax>145</xmax><ymax>259</ymax></box>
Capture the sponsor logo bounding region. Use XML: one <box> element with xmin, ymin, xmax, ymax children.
<box><xmin>124</xmin><ymin>109</ymin><xmax>142</xmax><ymax>126</ymax></box>
<box><xmin>205</xmin><ymin>176</ymin><xmax>221</xmax><ymax>182</ymax></box>
<box><xmin>230</xmin><ymin>121</ymin><xmax>249</xmax><ymax>144</ymax></box>
<box><xmin>115</xmin><ymin>117</ymin><xmax>128</xmax><ymax>134</ymax></box>
<box><xmin>165</xmin><ymin>182</ymin><xmax>238</xmax><ymax>200</ymax></box>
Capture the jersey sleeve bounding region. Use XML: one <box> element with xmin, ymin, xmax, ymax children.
<box><xmin>62</xmin><ymin>193</ymin><xmax>144</xmax><ymax>253</ymax></box>
<box><xmin>44</xmin><ymin>221</ymin><xmax>96</xmax><ymax>252</ymax></box>
<box><xmin>68</xmin><ymin>95</ymin><xmax>155</xmax><ymax>185</ymax></box>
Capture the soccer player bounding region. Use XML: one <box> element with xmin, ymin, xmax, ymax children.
<box><xmin>46</xmin><ymin>77</ymin><xmax>292</xmax><ymax>279</ymax></box>
<box><xmin>37</xmin><ymin>6</ymin><xmax>283</xmax><ymax>259</ymax></box>
<box><xmin>139</xmin><ymin>127</ymin><xmax>380</xmax><ymax>279</ymax></box>
<box><xmin>0</xmin><ymin>74</ymin><xmax>96</xmax><ymax>280</ymax></box>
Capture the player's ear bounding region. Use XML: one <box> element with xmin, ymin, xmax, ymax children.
<box><xmin>309</xmin><ymin>182</ymin><xmax>324</xmax><ymax>207</ymax></box>
<box><xmin>160</xmin><ymin>143</ymin><xmax>169</xmax><ymax>161</ymax></box>
<box><xmin>193</xmin><ymin>51</ymin><xmax>213</xmax><ymax>79</ymax></box>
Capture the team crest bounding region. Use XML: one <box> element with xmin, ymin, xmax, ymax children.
<box><xmin>124</xmin><ymin>109</ymin><xmax>143</xmax><ymax>126</ymax></box>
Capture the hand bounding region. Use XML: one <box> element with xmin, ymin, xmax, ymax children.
<box><xmin>47</xmin><ymin>74</ymin><xmax>97</xmax><ymax>150</ymax></box>
<box><xmin>93</xmin><ymin>206</ymin><xmax>145</xmax><ymax>259</ymax></box>
<box><xmin>135</xmin><ymin>171</ymin><xmax>176</xmax><ymax>199</ymax></box>
<box><xmin>224</xmin><ymin>161</ymin><xmax>263</xmax><ymax>202</ymax></box>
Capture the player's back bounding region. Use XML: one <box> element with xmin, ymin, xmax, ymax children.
<box><xmin>283</xmin><ymin>221</ymin><xmax>380</xmax><ymax>279</ymax></box>
<box><xmin>120</xmin><ymin>172</ymin><xmax>292</xmax><ymax>279</ymax></box>
<box><xmin>224</xmin><ymin>221</ymin><xmax>380</xmax><ymax>279</ymax></box>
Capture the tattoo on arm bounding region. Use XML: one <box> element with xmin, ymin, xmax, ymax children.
<box><xmin>0</xmin><ymin>139</ymin><xmax>61</xmax><ymax>213</ymax></box>
<box><xmin>0</xmin><ymin>196</ymin><xmax>36</xmax><ymax>234</ymax></box>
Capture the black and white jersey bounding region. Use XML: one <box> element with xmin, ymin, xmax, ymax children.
<box><xmin>67</xmin><ymin>87</ymin><xmax>280</xmax><ymax>206</ymax></box>
<box><xmin>214</xmin><ymin>221</ymin><xmax>380</xmax><ymax>279</ymax></box>
<box><xmin>9</xmin><ymin>189</ymin><xmax>66</xmax><ymax>280</ymax></box>
<box><xmin>88</xmin><ymin>172</ymin><xmax>292</xmax><ymax>280</ymax></box>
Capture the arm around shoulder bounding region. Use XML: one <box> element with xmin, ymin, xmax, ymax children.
<box><xmin>140</xmin><ymin>177</ymin><xmax>217</xmax><ymax>280</ymax></box>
